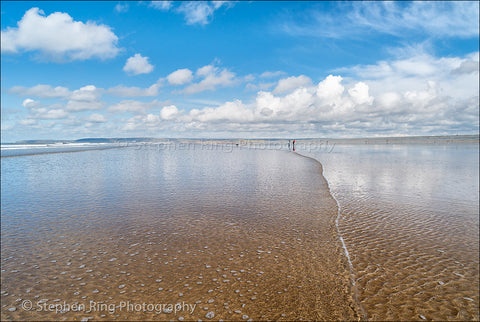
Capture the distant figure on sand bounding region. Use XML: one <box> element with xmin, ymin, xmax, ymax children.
<box><xmin>288</xmin><ymin>140</ymin><xmax>291</xmax><ymax>150</ymax></box>
<box><xmin>293</xmin><ymin>139</ymin><xmax>295</xmax><ymax>151</ymax></box>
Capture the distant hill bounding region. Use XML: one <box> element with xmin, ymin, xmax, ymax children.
<box><xmin>15</xmin><ymin>138</ymin><xmax>159</xmax><ymax>144</ymax></box>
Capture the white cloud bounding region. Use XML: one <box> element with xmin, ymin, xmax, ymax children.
<box><xmin>260</xmin><ymin>71</ymin><xmax>286</xmax><ymax>78</ymax></box>
<box><xmin>149</xmin><ymin>1</ymin><xmax>173</xmax><ymax>11</ymax></box>
<box><xmin>66</xmin><ymin>85</ymin><xmax>104</xmax><ymax>111</ymax></box>
<box><xmin>351</xmin><ymin>2</ymin><xmax>479</xmax><ymax>38</ymax></box>
<box><xmin>196</xmin><ymin>65</ymin><xmax>215</xmax><ymax>77</ymax></box>
<box><xmin>167</xmin><ymin>68</ymin><xmax>193</xmax><ymax>85</ymax></box>
<box><xmin>246</xmin><ymin>82</ymin><xmax>275</xmax><ymax>91</ymax></box>
<box><xmin>345</xmin><ymin>51</ymin><xmax>480</xmax><ymax>100</ymax></box>
<box><xmin>316</xmin><ymin>75</ymin><xmax>345</xmax><ymax>105</ymax></box>
<box><xmin>176</xmin><ymin>1</ymin><xmax>228</xmax><ymax>25</ymax></box>
<box><xmin>108</xmin><ymin>100</ymin><xmax>163</xmax><ymax>114</ymax></box>
<box><xmin>19</xmin><ymin>119</ymin><xmax>38</xmax><ymax>126</ymax></box>
<box><xmin>190</xmin><ymin>100</ymin><xmax>254</xmax><ymax>123</ymax></box>
<box><xmin>123</xmin><ymin>54</ymin><xmax>154</xmax><ymax>75</ymax></box>
<box><xmin>9</xmin><ymin>84</ymin><xmax>70</xmax><ymax>98</ymax></box>
<box><xmin>115</xmin><ymin>3</ymin><xmax>129</xmax><ymax>13</ymax></box>
<box><xmin>22</xmin><ymin>98</ymin><xmax>38</xmax><ymax>108</ymax></box>
<box><xmin>348</xmin><ymin>82</ymin><xmax>374</xmax><ymax>105</ymax></box>
<box><xmin>273</xmin><ymin>75</ymin><xmax>312</xmax><ymax>94</ymax></box>
<box><xmin>12</xmin><ymin>84</ymin><xmax>106</xmax><ymax>113</ymax></box>
<box><xmin>11</xmin><ymin>84</ymin><xmax>107</xmax><ymax>112</ymax></box>
<box><xmin>87</xmin><ymin>113</ymin><xmax>107</xmax><ymax>123</ymax></box>
<box><xmin>70</xmin><ymin>85</ymin><xmax>102</xmax><ymax>101</ymax></box>
<box><xmin>7</xmin><ymin>51</ymin><xmax>478</xmax><ymax>137</ymax></box>
<box><xmin>183</xmin><ymin>64</ymin><xmax>236</xmax><ymax>94</ymax></box>
<box><xmin>148</xmin><ymin>1</ymin><xmax>231</xmax><ymax>26</ymax></box>
<box><xmin>66</xmin><ymin>100</ymin><xmax>104</xmax><ymax>112</ymax></box>
<box><xmin>29</xmin><ymin>107</ymin><xmax>69</xmax><ymax>119</ymax></box>
<box><xmin>160</xmin><ymin>105</ymin><xmax>180</xmax><ymax>120</ymax></box>
<box><xmin>123</xmin><ymin>113</ymin><xmax>166</xmax><ymax>130</ymax></box>
<box><xmin>452</xmin><ymin>58</ymin><xmax>479</xmax><ymax>75</ymax></box>
<box><xmin>158</xmin><ymin>52</ymin><xmax>478</xmax><ymax>137</ymax></box>
<box><xmin>281</xmin><ymin>2</ymin><xmax>479</xmax><ymax>39</ymax></box>
<box><xmin>107</xmin><ymin>84</ymin><xmax>160</xmax><ymax>97</ymax></box>
<box><xmin>1</xmin><ymin>7</ymin><xmax>120</xmax><ymax>60</ymax></box>
<box><xmin>244</xmin><ymin>74</ymin><xmax>255</xmax><ymax>82</ymax></box>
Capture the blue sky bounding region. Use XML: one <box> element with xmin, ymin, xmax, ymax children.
<box><xmin>1</xmin><ymin>1</ymin><xmax>479</xmax><ymax>142</ymax></box>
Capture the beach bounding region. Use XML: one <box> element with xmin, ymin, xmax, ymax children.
<box><xmin>1</xmin><ymin>138</ymin><xmax>479</xmax><ymax>321</ymax></box>
<box><xmin>299</xmin><ymin>140</ymin><xmax>479</xmax><ymax>320</ymax></box>
<box><xmin>1</xmin><ymin>145</ymin><xmax>359</xmax><ymax>321</ymax></box>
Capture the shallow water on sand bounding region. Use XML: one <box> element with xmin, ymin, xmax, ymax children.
<box><xmin>300</xmin><ymin>143</ymin><xmax>479</xmax><ymax>321</ymax></box>
<box><xmin>1</xmin><ymin>146</ymin><xmax>359</xmax><ymax>321</ymax></box>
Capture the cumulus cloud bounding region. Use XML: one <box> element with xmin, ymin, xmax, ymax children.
<box><xmin>22</xmin><ymin>98</ymin><xmax>38</xmax><ymax>108</ymax></box>
<box><xmin>20</xmin><ymin>103</ymin><xmax>70</xmax><ymax>121</ymax></box>
<box><xmin>70</xmin><ymin>85</ymin><xmax>101</xmax><ymax>101</ymax></box>
<box><xmin>160</xmin><ymin>105</ymin><xmax>180</xmax><ymax>120</ymax></box>
<box><xmin>189</xmin><ymin>100</ymin><xmax>254</xmax><ymax>123</ymax></box>
<box><xmin>87</xmin><ymin>113</ymin><xmax>107</xmax><ymax>123</ymax></box>
<box><xmin>451</xmin><ymin>58</ymin><xmax>479</xmax><ymax>75</ymax></box>
<box><xmin>108</xmin><ymin>99</ymin><xmax>163</xmax><ymax>114</ymax></box>
<box><xmin>123</xmin><ymin>54</ymin><xmax>154</xmax><ymax>75</ymax></box>
<box><xmin>32</xmin><ymin>107</ymin><xmax>69</xmax><ymax>119</ymax></box>
<box><xmin>66</xmin><ymin>85</ymin><xmax>105</xmax><ymax>111</ymax></box>
<box><xmin>11</xmin><ymin>83</ymin><xmax>107</xmax><ymax>112</ymax></box>
<box><xmin>123</xmin><ymin>113</ymin><xmax>164</xmax><ymax>130</ymax></box>
<box><xmin>167</xmin><ymin>68</ymin><xmax>193</xmax><ymax>85</ymax></box>
<box><xmin>182</xmin><ymin>64</ymin><xmax>236</xmax><ymax>94</ymax></box>
<box><xmin>65</xmin><ymin>100</ymin><xmax>104</xmax><ymax>112</ymax></box>
<box><xmin>8</xmin><ymin>51</ymin><xmax>478</xmax><ymax>137</ymax></box>
<box><xmin>9</xmin><ymin>84</ymin><xmax>70</xmax><ymax>98</ymax></box>
<box><xmin>163</xmin><ymin>52</ymin><xmax>478</xmax><ymax>137</ymax></box>
<box><xmin>107</xmin><ymin>84</ymin><xmax>160</xmax><ymax>97</ymax></box>
<box><xmin>196</xmin><ymin>64</ymin><xmax>215</xmax><ymax>77</ymax></box>
<box><xmin>344</xmin><ymin>51</ymin><xmax>480</xmax><ymax>100</ymax></box>
<box><xmin>19</xmin><ymin>119</ymin><xmax>38</xmax><ymax>126</ymax></box>
<box><xmin>273</xmin><ymin>75</ymin><xmax>312</xmax><ymax>94</ymax></box>
<box><xmin>316</xmin><ymin>75</ymin><xmax>345</xmax><ymax>105</ymax></box>
<box><xmin>348</xmin><ymin>82</ymin><xmax>374</xmax><ymax>105</ymax></box>
<box><xmin>1</xmin><ymin>7</ymin><xmax>119</xmax><ymax>61</ymax></box>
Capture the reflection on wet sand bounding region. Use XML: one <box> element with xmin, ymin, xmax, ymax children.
<box><xmin>1</xmin><ymin>147</ymin><xmax>360</xmax><ymax>321</ymax></box>
<box><xmin>301</xmin><ymin>142</ymin><xmax>479</xmax><ymax>321</ymax></box>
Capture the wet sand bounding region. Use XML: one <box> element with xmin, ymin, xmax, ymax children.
<box><xmin>1</xmin><ymin>147</ymin><xmax>360</xmax><ymax>321</ymax></box>
<box><xmin>300</xmin><ymin>142</ymin><xmax>480</xmax><ymax>321</ymax></box>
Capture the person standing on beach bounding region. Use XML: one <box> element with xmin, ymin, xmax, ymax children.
<box><xmin>288</xmin><ymin>140</ymin><xmax>291</xmax><ymax>150</ymax></box>
<box><xmin>293</xmin><ymin>139</ymin><xmax>295</xmax><ymax>151</ymax></box>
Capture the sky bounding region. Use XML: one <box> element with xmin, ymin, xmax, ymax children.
<box><xmin>1</xmin><ymin>1</ymin><xmax>479</xmax><ymax>142</ymax></box>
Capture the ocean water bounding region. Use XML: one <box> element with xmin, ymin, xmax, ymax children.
<box><xmin>298</xmin><ymin>142</ymin><xmax>479</xmax><ymax>320</ymax></box>
<box><xmin>0</xmin><ymin>143</ymin><xmax>123</xmax><ymax>157</ymax></box>
<box><xmin>1</xmin><ymin>145</ymin><xmax>358</xmax><ymax>321</ymax></box>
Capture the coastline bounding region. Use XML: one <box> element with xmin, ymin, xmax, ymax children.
<box><xmin>294</xmin><ymin>151</ymin><xmax>367</xmax><ymax>320</ymax></box>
